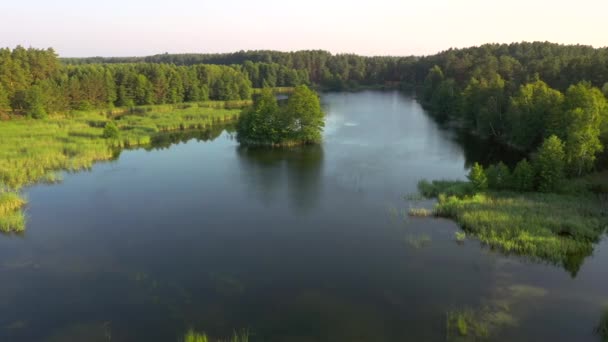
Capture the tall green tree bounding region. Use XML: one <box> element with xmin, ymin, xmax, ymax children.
<box><xmin>284</xmin><ymin>85</ymin><xmax>325</xmax><ymax>144</ymax></box>
<box><xmin>463</xmin><ymin>73</ymin><xmax>507</xmax><ymax>138</ymax></box>
<box><xmin>507</xmin><ymin>81</ymin><xmax>564</xmax><ymax>150</ymax></box>
<box><xmin>24</xmin><ymin>85</ymin><xmax>47</xmax><ymax>119</ymax></box>
<box><xmin>534</xmin><ymin>135</ymin><xmax>566</xmax><ymax>192</ymax></box>
<box><xmin>237</xmin><ymin>88</ymin><xmax>279</xmax><ymax>144</ymax></box>
<box><xmin>0</xmin><ymin>84</ymin><xmax>10</xmax><ymax>115</ymax></box>
<box><xmin>563</xmin><ymin>83</ymin><xmax>607</xmax><ymax>175</ymax></box>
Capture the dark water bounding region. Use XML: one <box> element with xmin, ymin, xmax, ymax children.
<box><xmin>0</xmin><ymin>91</ymin><xmax>606</xmax><ymax>341</ymax></box>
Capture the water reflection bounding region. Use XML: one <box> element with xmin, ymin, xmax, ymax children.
<box><xmin>236</xmin><ymin>145</ymin><xmax>324</xmax><ymax>213</ymax></box>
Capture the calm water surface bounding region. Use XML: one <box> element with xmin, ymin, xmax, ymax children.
<box><xmin>0</xmin><ymin>91</ymin><xmax>606</xmax><ymax>341</ymax></box>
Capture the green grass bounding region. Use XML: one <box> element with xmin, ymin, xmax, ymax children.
<box><xmin>0</xmin><ymin>191</ymin><xmax>26</xmax><ymax>215</ymax></box>
<box><xmin>0</xmin><ymin>191</ymin><xmax>26</xmax><ymax>233</ymax></box>
<box><xmin>0</xmin><ymin>101</ymin><xmax>242</xmax><ymax>231</ymax></box>
<box><xmin>0</xmin><ymin>210</ymin><xmax>25</xmax><ymax>233</ymax></box>
<box><xmin>418</xmin><ymin>178</ymin><xmax>608</xmax><ymax>274</ymax></box>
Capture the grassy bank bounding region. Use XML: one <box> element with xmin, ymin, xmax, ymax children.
<box><xmin>0</xmin><ymin>101</ymin><xmax>244</xmax><ymax>232</ymax></box>
<box><xmin>415</xmin><ymin>178</ymin><xmax>608</xmax><ymax>274</ymax></box>
<box><xmin>0</xmin><ymin>191</ymin><xmax>26</xmax><ymax>232</ymax></box>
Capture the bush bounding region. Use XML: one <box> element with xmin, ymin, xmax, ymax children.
<box><xmin>468</xmin><ymin>162</ymin><xmax>488</xmax><ymax>191</ymax></box>
<box><xmin>102</xmin><ymin>121</ymin><xmax>120</xmax><ymax>139</ymax></box>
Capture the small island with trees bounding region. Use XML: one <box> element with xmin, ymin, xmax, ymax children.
<box><xmin>236</xmin><ymin>85</ymin><xmax>325</xmax><ymax>146</ymax></box>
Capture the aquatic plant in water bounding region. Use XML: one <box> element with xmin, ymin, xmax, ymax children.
<box><xmin>183</xmin><ymin>329</ymin><xmax>249</xmax><ymax>342</ymax></box>
<box><xmin>597</xmin><ymin>307</ymin><xmax>608</xmax><ymax>341</ymax></box>
<box><xmin>455</xmin><ymin>231</ymin><xmax>466</xmax><ymax>242</ymax></box>
<box><xmin>407</xmin><ymin>207</ymin><xmax>434</xmax><ymax>217</ymax></box>
<box><xmin>445</xmin><ymin>283</ymin><xmax>547</xmax><ymax>341</ymax></box>
<box><xmin>404</xmin><ymin>234</ymin><xmax>431</xmax><ymax>249</ymax></box>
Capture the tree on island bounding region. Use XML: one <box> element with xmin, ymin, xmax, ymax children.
<box><xmin>236</xmin><ymin>85</ymin><xmax>324</xmax><ymax>146</ymax></box>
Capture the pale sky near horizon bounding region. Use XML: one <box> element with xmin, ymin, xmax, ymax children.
<box><xmin>1</xmin><ymin>0</ymin><xmax>606</xmax><ymax>57</ymax></box>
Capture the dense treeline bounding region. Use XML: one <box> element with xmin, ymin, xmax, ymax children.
<box><xmin>63</xmin><ymin>50</ymin><xmax>420</xmax><ymax>90</ymax></box>
<box><xmin>62</xmin><ymin>42</ymin><xmax>608</xmax><ymax>93</ymax></box>
<box><xmin>0</xmin><ymin>47</ymin><xmax>254</xmax><ymax>117</ymax></box>
<box><xmin>420</xmin><ymin>42</ymin><xmax>608</xmax><ymax>175</ymax></box>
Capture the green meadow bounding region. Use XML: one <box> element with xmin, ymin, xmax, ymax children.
<box><xmin>0</xmin><ymin>101</ymin><xmax>244</xmax><ymax>232</ymax></box>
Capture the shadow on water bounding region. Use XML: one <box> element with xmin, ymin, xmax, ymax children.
<box><xmin>236</xmin><ymin>144</ymin><xmax>324</xmax><ymax>213</ymax></box>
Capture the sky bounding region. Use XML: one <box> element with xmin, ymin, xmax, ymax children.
<box><xmin>1</xmin><ymin>0</ymin><xmax>607</xmax><ymax>57</ymax></box>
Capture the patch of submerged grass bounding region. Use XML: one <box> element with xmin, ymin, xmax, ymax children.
<box><xmin>446</xmin><ymin>309</ymin><xmax>489</xmax><ymax>339</ymax></box>
<box><xmin>408</xmin><ymin>207</ymin><xmax>434</xmax><ymax>217</ymax></box>
<box><xmin>418</xmin><ymin>179</ymin><xmax>608</xmax><ymax>275</ymax></box>
<box><xmin>404</xmin><ymin>233</ymin><xmax>431</xmax><ymax>249</ymax></box>
<box><xmin>598</xmin><ymin>307</ymin><xmax>608</xmax><ymax>342</ymax></box>
<box><xmin>455</xmin><ymin>231</ymin><xmax>466</xmax><ymax>242</ymax></box>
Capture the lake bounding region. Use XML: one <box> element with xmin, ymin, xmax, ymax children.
<box><xmin>0</xmin><ymin>91</ymin><xmax>606</xmax><ymax>341</ymax></box>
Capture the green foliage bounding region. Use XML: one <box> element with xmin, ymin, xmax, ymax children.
<box><xmin>486</xmin><ymin>161</ymin><xmax>511</xmax><ymax>190</ymax></box>
<box><xmin>102</xmin><ymin>121</ymin><xmax>120</xmax><ymax>139</ymax></box>
<box><xmin>507</xmin><ymin>80</ymin><xmax>564</xmax><ymax>150</ymax></box>
<box><xmin>511</xmin><ymin>159</ymin><xmax>535</xmax><ymax>191</ymax></box>
<box><xmin>534</xmin><ymin>135</ymin><xmax>566</xmax><ymax>192</ymax></box>
<box><xmin>237</xmin><ymin>85</ymin><xmax>324</xmax><ymax>146</ymax></box>
<box><xmin>603</xmin><ymin>83</ymin><xmax>608</xmax><ymax>98</ymax></box>
<box><xmin>25</xmin><ymin>85</ymin><xmax>48</xmax><ymax>119</ymax></box>
<box><xmin>468</xmin><ymin>163</ymin><xmax>488</xmax><ymax>191</ymax></box>
<box><xmin>0</xmin><ymin>84</ymin><xmax>10</xmax><ymax>115</ymax></box>
<box><xmin>284</xmin><ymin>85</ymin><xmax>325</xmax><ymax>144</ymax></box>
<box><xmin>463</xmin><ymin>73</ymin><xmax>507</xmax><ymax>137</ymax></box>
<box><xmin>562</xmin><ymin>83</ymin><xmax>607</xmax><ymax>176</ymax></box>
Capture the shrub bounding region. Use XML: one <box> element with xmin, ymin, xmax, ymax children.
<box><xmin>468</xmin><ymin>162</ymin><xmax>488</xmax><ymax>191</ymax></box>
<box><xmin>102</xmin><ymin>121</ymin><xmax>120</xmax><ymax>139</ymax></box>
